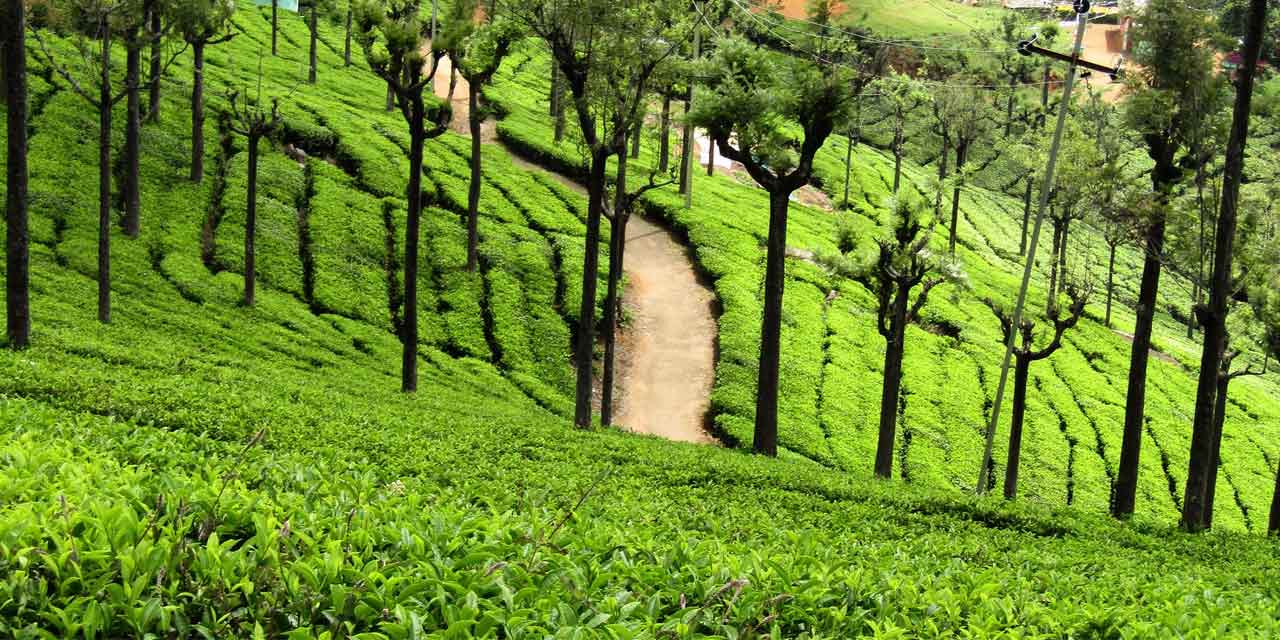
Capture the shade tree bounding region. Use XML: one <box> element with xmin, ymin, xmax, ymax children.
<box><xmin>1113</xmin><ymin>0</ymin><xmax>1226</xmax><ymax>519</ymax></box>
<box><xmin>353</xmin><ymin>0</ymin><xmax>452</xmax><ymax>393</ymax></box>
<box><xmin>4</xmin><ymin>0</ymin><xmax>30</xmax><ymax>348</ymax></box>
<box><xmin>171</xmin><ymin>0</ymin><xmax>236</xmax><ymax>183</ymax></box>
<box><xmin>224</xmin><ymin>88</ymin><xmax>282</xmax><ymax>307</ymax></box>
<box><xmin>986</xmin><ymin>284</ymin><xmax>1089</xmax><ymax>500</ymax></box>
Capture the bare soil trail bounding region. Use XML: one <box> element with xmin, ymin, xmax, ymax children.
<box><xmin>613</xmin><ymin>216</ymin><xmax>717</xmax><ymax>444</ymax></box>
<box><xmin>503</xmin><ymin>149</ymin><xmax>717</xmax><ymax>445</ymax></box>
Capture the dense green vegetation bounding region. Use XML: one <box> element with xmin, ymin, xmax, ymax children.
<box><xmin>3</xmin><ymin>0</ymin><xmax>1280</xmax><ymax>636</ymax></box>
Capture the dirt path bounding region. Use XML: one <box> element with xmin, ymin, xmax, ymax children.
<box><xmin>504</xmin><ymin>149</ymin><xmax>717</xmax><ymax>444</ymax></box>
<box><xmin>613</xmin><ymin>216</ymin><xmax>717</xmax><ymax>444</ymax></box>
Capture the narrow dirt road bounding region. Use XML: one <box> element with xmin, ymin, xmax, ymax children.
<box><xmin>612</xmin><ymin>216</ymin><xmax>717</xmax><ymax>444</ymax></box>
<box><xmin>503</xmin><ymin>154</ymin><xmax>717</xmax><ymax>444</ymax></box>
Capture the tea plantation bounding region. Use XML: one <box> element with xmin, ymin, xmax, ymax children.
<box><xmin>2</xmin><ymin>1</ymin><xmax>1280</xmax><ymax>637</ymax></box>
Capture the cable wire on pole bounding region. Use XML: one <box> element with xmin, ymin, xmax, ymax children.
<box><xmin>976</xmin><ymin>0</ymin><xmax>1093</xmax><ymax>495</ymax></box>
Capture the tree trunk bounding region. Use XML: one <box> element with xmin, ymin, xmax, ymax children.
<box><xmin>948</xmin><ymin>142</ymin><xmax>966</xmax><ymax>254</ymax></box>
<box><xmin>4</xmin><ymin>0</ymin><xmax>31</xmax><ymax>348</ymax></box>
<box><xmin>98</xmin><ymin>22</ymin><xmax>113</xmax><ymax>324</ymax></box>
<box><xmin>1020</xmin><ymin>173</ymin><xmax>1033</xmax><ymax>256</ymax></box>
<box><xmin>386</xmin><ymin>84</ymin><xmax>395</xmax><ymax>111</ymax></box>
<box><xmin>272</xmin><ymin>0</ymin><xmax>279</xmax><ymax>57</ymax></box>
<box><xmin>1182</xmin><ymin>0</ymin><xmax>1266</xmax><ymax>532</ymax></box>
<box><xmin>191</xmin><ymin>41</ymin><xmax>206</xmax><ymax>183</ymax></box>
<box><xmin>1059</xmin><ymin>217</ymin><xmax>1070</xmax><ymax>289</ymax></box>
<box><xmin>843</xmin><ymin>128</ymin><xmax>855</xmax><ymax>207</ymax></box>
<box><xmin>308</xmin><ymin>6</ymin><xmax>318</xmax><ymax>84</ymax></box>
<box><xmin>678</xmin><ymin>99</ymin><xmax>693</xmax><ymax>195</ymax></box>
<box><xmin>892</xmin><ymin>120</ymin><xmax>903</xmax><ymax>194</ymax></box>
<box><xmin>933</xmin><ymin>131</ymin><xmax>949</xmax><ymax>218</ymax></box>
<box><xmin>1203</xmin><ymin>371</ymin><xmax>1230</xmax><ymax>529</ymax></box>
<box><xmin>448</xmin><ymin>67</ymin><xmax>458</xmax><ymax>102</ymax></box>
<box><xmin>1105</xmin><ymin>242</ymin><xmax>1116</xmax><ymax>328</ymax></box>
<box><xmin>630</xmin><ymin>121</ymin><xmax>641</xmax><ymax>160</ymax></box>
<box><xmin>344</xmin><ymin>8</ymin><xmax>352</xmax><ymax>67</ymax></box>
<box><xmin>1048</xmin><ymin>219</ymin><xmax>1062</xmax><ymax>307</ymax></box>
<box><xmin>244</xmin><ymin>134</ymin><xmax>259</xmax><ymax>306</ymax></box>
<box><xmin>601</xmin><ymin>152</ymin><xmax>630</xmax><ymax>426</ymax></box>
<box><xmin>466</xmin><ymin>83</ymin><xmax>481</xmax><ymax>272</ymax></box>
<box><xmin>875</xmin><ymin>285</ymin><xmax>909</xmax><ymax>477</ymax></box>
<box><xmin>549</xmin><ymin>61</ymin><xmax>559</xmax><ymax>116</ymax></box>
<box><xmin>1038</xmin><ymin>62</ymin><xmax>1050</xmax><ymax>130</ymax></box>
<box><xmin>1113</xmin><ymin>213</ymin><xmax>1166</xmax><ymax>518</ymax></box>
<box><xmin>123</xmin><ymin>35</ymin><xmax>142</xmax><ymax>238</ymax></box>
<box><xmin>402</xmin><ymin>99</ymin><xmax>426</xmax><ymax>393</ymax></box>
<box><xmin>1004</xmin><ymin>358</ymin><xmax>1031</xmax><ymax>499</ymax></box>
<box><xmin>658</xmin><ymin>95</ymin><xmax>671</xmax><ymax>173</ymax></box>
<box><xmin>754</xmin><ymin>189</ymin><xmax>791</xmax><ymax>457</ymax></box>
<box><xmin>705</xmin><ymin>137</ymin><xmax>715</xmax><ymax>177</ymax></box>
<box><xmin>573</xmin><ymin>151</ymin><xmax>610</xmax><ymax>427</ymax></box>
<box><xmin>147</xmin><ymin>7</ymin><xmax>162</xmax><ymax>123</ymax></box>
<box><xmin>553</xmin><ymin>79</ymin><xmax>567</xmax><ymax>143</ymax></box>
<box><xmin>1004</xmin><ymin>74</ymin><xmax>1016</xmax><ymax>138</ymax></box>
<box><xmin>1271</xmin><ymin>462</ymin><xmax>1280</xmax><ymax>535</ymax></box>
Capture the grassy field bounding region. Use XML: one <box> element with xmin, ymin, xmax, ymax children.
<box><xmin>2</xmin><ymin>1</ymin><xmax>1280</xmax><ymax>636</ymax></box>
<box><xmin>768</xmin><ymin>0</ymin><xmax>1004</xmax><ymax>39</ymax></box>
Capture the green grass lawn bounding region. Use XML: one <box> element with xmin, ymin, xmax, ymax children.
<box><xmin>836</xmin><ymin>0</ymin><xmax>1004</xmax><ymax>39</ymax></box>
<box><xmin>2</xmin><ymin>1</ymin><xmax>1280</xmax><ymax>637</ymax></box>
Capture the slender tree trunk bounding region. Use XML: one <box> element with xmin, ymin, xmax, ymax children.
<box><xmin>754</xmin><ymin>189</ymin><xmax>791</xmax><ymax>457</ymax></box>
<box><xmin>402</xmin><ymin>100</ymin><xmax>426</xmax><ymax>393</ymax></box>
<box><xmin>1020</xmin><ymin>173</ymin><xmax>1033</xmax><ymax>256</ymax></box>
<box><xmin>1105</xmin><ymin>242</ymin><xmax>1116</xmax><ymax>327</ymax></box>
<box><xmin>658</xmin><ymin>95</ymin><xmax>671</xmax><ymax>173</ymax></box>
<box><xmin>4</xmin><ymin>0</ymin><xmax>31</xmax><ymax>348</ymax></box>
<box><xmin>1038</xmin><ymin>62</ymin><xmax>1050</xmax><ymax>130</ymax></box>
<box><xmin>1048</xmin><ymin>219</ymin><xmax>1062</xmax><ymax>306</ymax></box>
<box><xmin>98</xmin><ymin>22</ymin><xmax>113</xmax><ymax>324</ymax></box>
<box><xmin>271</xmin><ymin>0</ymin><xmax>279</xmax><ymax>57</ymax></box>
<box><xmin>344</xmin><ymin>8</ymin><xmax>352</xmax><ymax>67</ymax></box>
<box><xmin>1059</xmin><ymin>216</ymin><xmax>1070</xmax><ymax>281</ymax></box>
<box><xmin>706</xmin><ymin>137</ymin><xmax>715</xmax><ymax>176</ymax></box>
<box><xmin>549</xmin><ymin>60</ymin><xmax>559</xmax><ymax>116</ymax></box>
<box><xmin>1113</xmin><ymin>213</ymin><xmax>1166</xmax><ymax>518</ymax></box>
<box><xmin>1182</xmin><ymin>0</ymin><xmax>1266</xmax><ymax>532</ymax></box>
<box><xmin>875</xmin><ymin>289</ymin><xmax>909</xmax><ymax>478</ymax></box>
<box><xmin>448</xmin><ymin>67</ymin><xmax>458</xmax><ymax>102</ymax></box>
<box><xmin>147</xmin><ymin>7</ymin><xmax>162</xmax><ymax>123</ymax></box>
<box><xmin>308</xmin><ymin>6</ymin><xmax>318</xmax><ymax>84</ymax></box>
<box><xmin>601</xmin><ymin>152</ymin><xmax>629</xmax><ymax>426</ymax></box>
<box><xmin>1203</xmin><ymin>371</ymin><xmax>1230</xmax><ymax>529</ymax></box>
<box><xmin>553</xmin><ymin>78</ymin><xmax>567</xmax><ymax>143</ymax></box>
<box><xmin>1004</xmin><ymin>74</ymin><xmax>1016</xmax><ymax>138</ymax></box>
<box><xmin>1004</xmin><ymin>358</ymin><xmax>1031</xmax><ymax>499</ymax></box>
<box><xmin>244</xmin><ymin>135</ymin><xmax>259</xmax><ymax>306</ymax></box>
<box><xmin>386</xmin><ymin>84</ymin><xmax>395</xmax><ymax>111</ymax></box>
<box><xmin>123</xmin><ymin>35</ymin><xmax>142</xmax><ymax>238</ymax></box>
<box><xmin>466</xmin><ymin>83</ymin><xmax>481</xmax><ymax>272</ymax></box>
<box><xmin>948</xmin><ymin>142</ymin><xmax>966</xmax><ymax>254</ymax></box>
<box><xmin>892</xmin><ymin>120</ymin><xmax>903</xmax><ymax>194</ymax></box>
<box><xmin>573</xmin><ymin>151</ymin><xmax>610</xmax><ymax>427</ymax></box>
<box><xmin>843</xmin><ymin>129</ymin><xmax>855</xmax><ymax>207</ymax></box>
<box><xmin>191</xmin><ymin>41</ymin><xmax>206</xmax><ymax>183</ymax></box>
<box><xmin>630</xmin><ymin>121</ymin><xmax>641</xmax><ymax>160</ymax></box>
<box><xmin>678</xmin><ymin>98</ymin><xmax>693</xmax><ymax>195</ymax></box>
<box><xmin>935</xmin><ymin>131</ymin><xmax>949</xmax><ymax>202</ymax></box>
<box><xmin>1271</xmin><ymin>462</ymin><xmax>1280</xmax><ymax>535</ymax></box>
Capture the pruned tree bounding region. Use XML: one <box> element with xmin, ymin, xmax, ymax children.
<box><xmin>172</xmin><ymin>0</ymin><xmax>235</xmax><ymax>183</ymax></box>
<box><xmin>301</xmin><ymin>0</ymin><xmax>337</xmax><ymax>84</ymax></box>
<box><xmin>4</xmin><ymin>0</ymin><xmax>31</xmax><ymax>348</ymax></box>
<box><xmin>867</xmin><ymin>198</ymin><xmax>959</xmax><ymax>477</ymax></box>
<box><xmin>354</xmin><ymin>0</ymin><xmax>452</xmax><ymax>393</ymax></box>
<box><xmin>505</xmin><ymin>0</ymin><xmax>707</xmax><ymax>429</ymax></box>
<box><xmin>689</xmin><ymin>32</ymin><xmax>857</xmax><ymax>455</ymax></box>
<box><xmin>30</xmin><ymin>0</ymin><xmax>134</xmax><ymax>323</ymax></box>
<box><xmin>438</xmin><ymin>0</ymin><xmax>517</xmax><ymax>272</ymax></box>
<box><xmin>871</xmin><ymin>73</ymin><xmax>927</xmax><ymax>195</ymax></box>
<box><xmin>225</xmin><ymin>88</ymin><xmax>281</xmax><ymax>307</ymax></box>
<box><xmin>1113</xmin><ymin>0</ymin><xmax>1226</xmax><ymax>519</ymax></box>
<box><xmin>942</xmin><ymin>81</ymin><xmax>991</xmax><ymax>255</ymax></box>
<box><xmin>987</xmin><ymin>284</ymin><xmax>1089</xmax><ymax>500</ymax></box>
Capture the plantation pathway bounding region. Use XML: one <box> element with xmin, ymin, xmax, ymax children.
<box><xmin>503</xmin><ymin>155</ymin><xmax>717</xmax><ymax>444</ymax></box>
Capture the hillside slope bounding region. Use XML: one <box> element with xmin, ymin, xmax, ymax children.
<box><xmin>2</xmin><ymin>2</ymin><xmax>1280</xmax><ymax>637</ymax></box>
